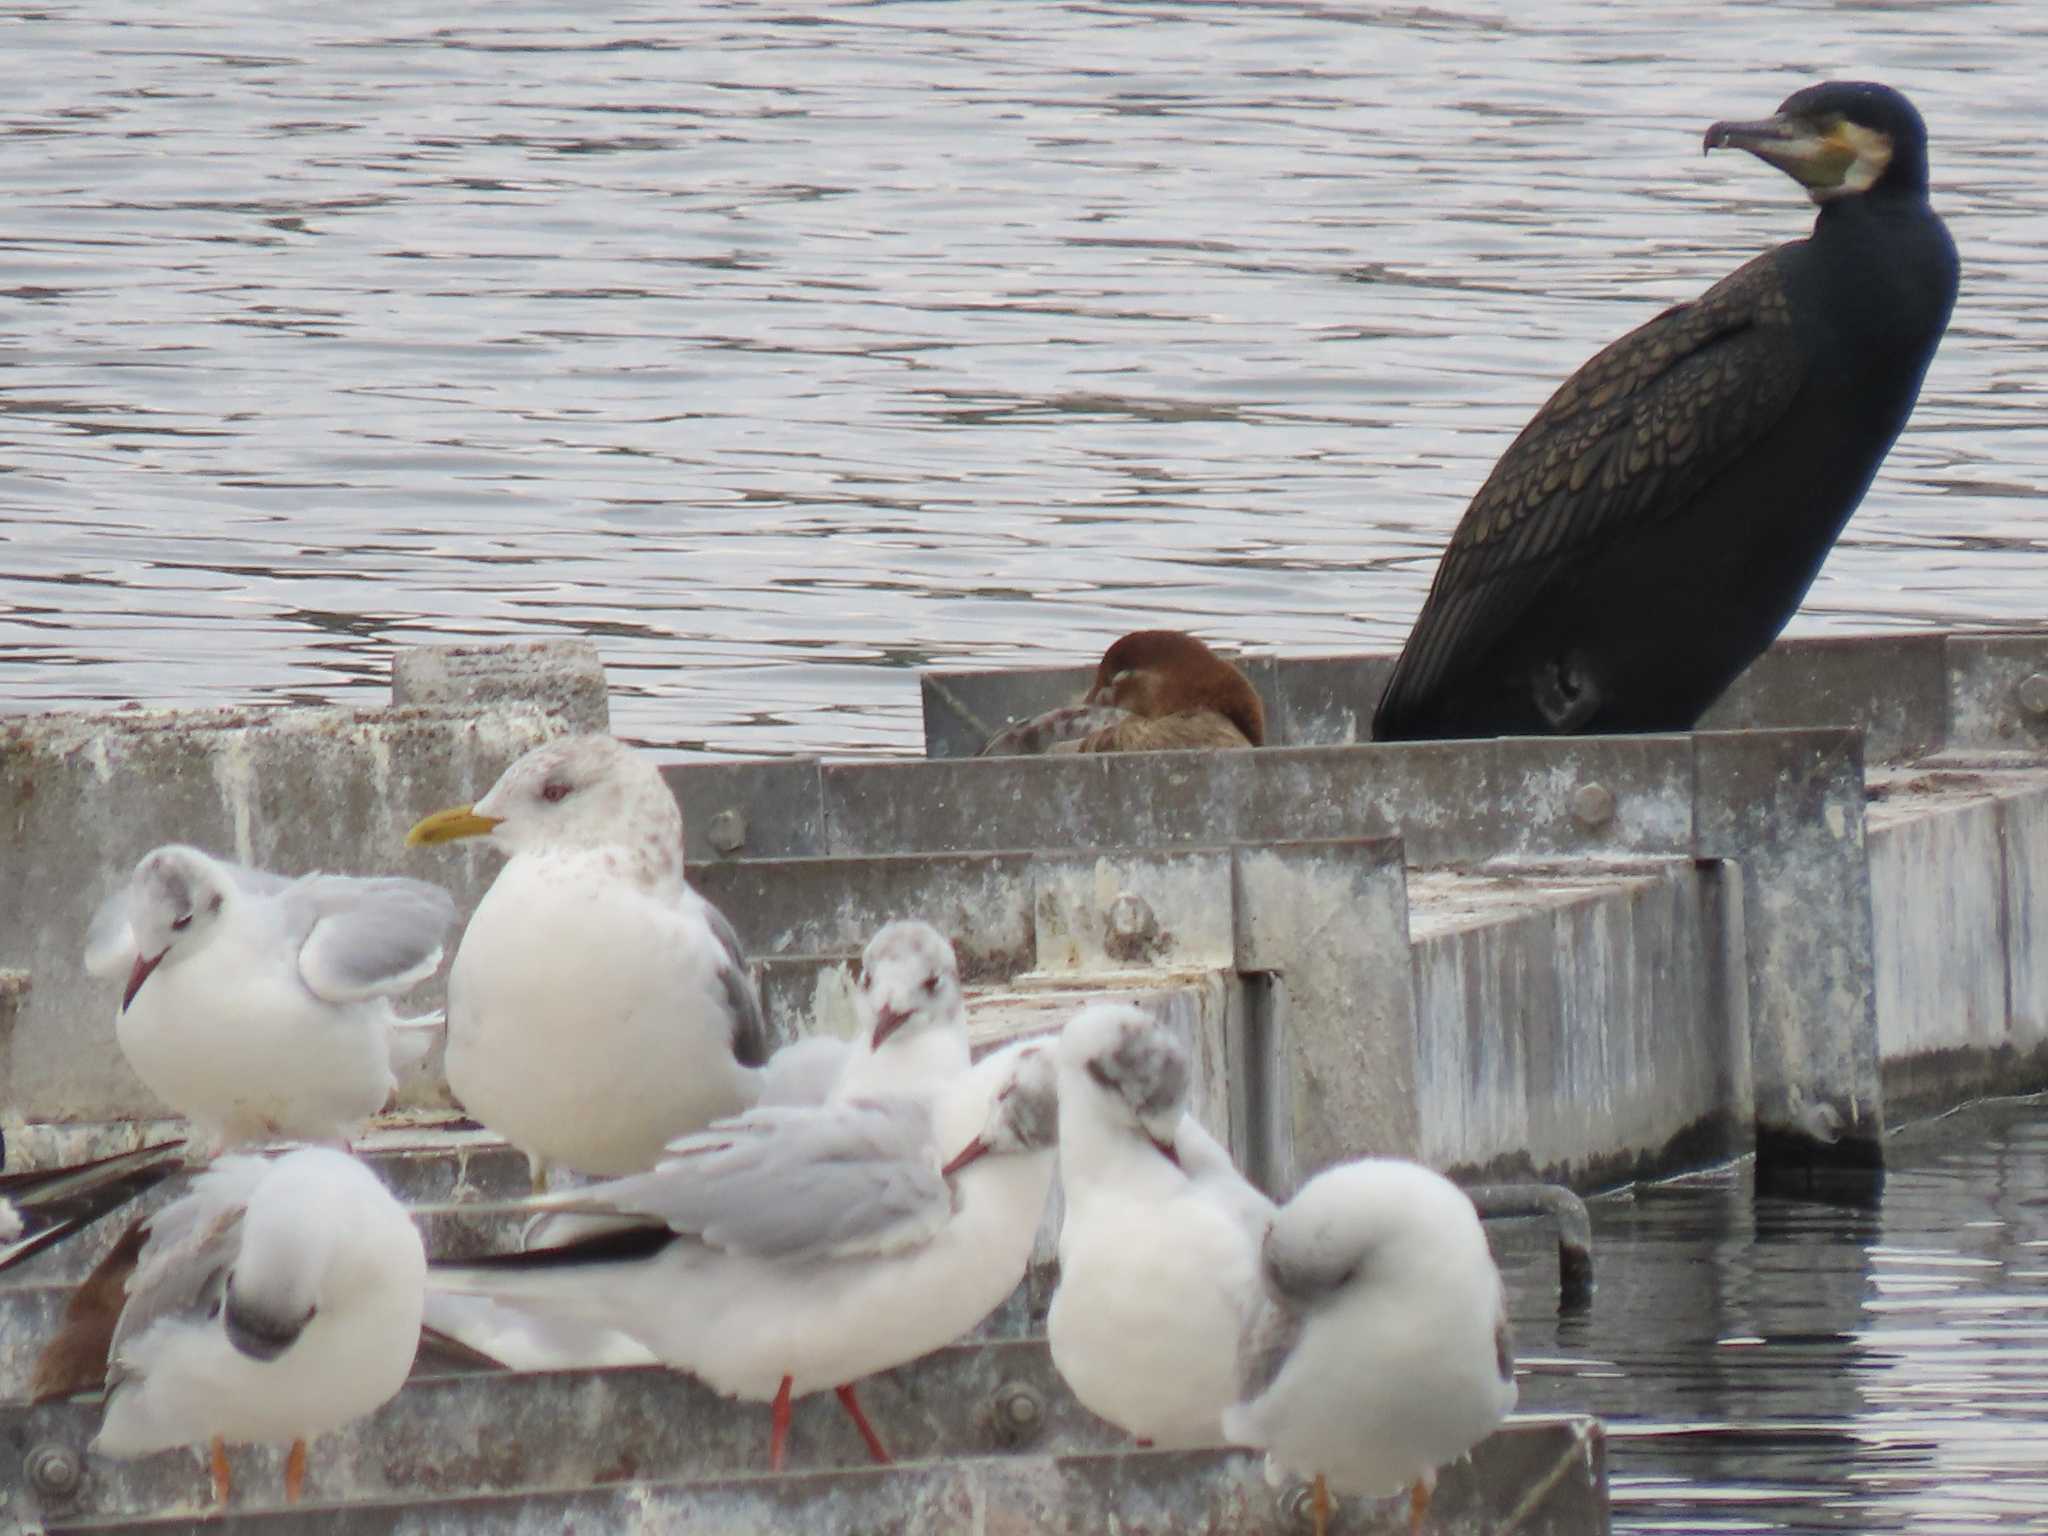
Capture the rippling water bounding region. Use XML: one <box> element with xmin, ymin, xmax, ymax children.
<box><xmin>1502</xmin><ymin>1096</ymin><xmax>2048</xmax><ymax>1534</ymax></box>
<box><xmin>1</xmin><ymin>0</ymin><xmax>2044</xmax><ymax>755</ymax></box>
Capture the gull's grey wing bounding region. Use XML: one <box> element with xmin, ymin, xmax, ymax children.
<box><xmin>579</xmin><ymin>1098</ymin><xmax>949</xmax><ymax>1263</ymax></box>
<box><xmin>695</xmin><ymin>891</ymin><xmax>771</xmax><ymax>1071</ymax></box>
<box><xmin>290</xmin><ymin>875</ymin><xmax>458</xmax><ymax>1002</ymax></box>
<box><xmin>105</xmin><ymin>1157</ymin><xmax>268</xmax><ymax>1389</ymax></box>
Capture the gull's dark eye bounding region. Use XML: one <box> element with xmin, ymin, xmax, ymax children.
<box><xmin>170</xmin><ymin>914</ymin><xmax>193</xmax><ymax>932</ymax></box>
<box><xmin>922</xmin><ymin>975</ymin><xmax>939</xmax><ymax>995</ymax></box>
<box><xmin>540</xmin><ymin>781</ymin><xmax>572</xmax><ymax>804</ymax></box>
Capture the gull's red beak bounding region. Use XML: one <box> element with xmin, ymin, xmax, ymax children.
<box><xmin>870</xmin><ymin>1003</ymin><xmax>911</xmax><ymax>1050</ymax></box>
<box><xmin>941</xmin><ymin>1135</ymin><xmax>991</xmax><ymax>1178</ymax></box>
<box><xmin>124</xmin><ymin>949</ymin><xmax>168</xmax><ymax>1012</ymax></box>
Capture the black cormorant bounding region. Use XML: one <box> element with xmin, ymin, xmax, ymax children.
<box><xmin>1373</xmin><ymin>81</ymin><xmax>1958</xmax><ymax>741</ymax></box>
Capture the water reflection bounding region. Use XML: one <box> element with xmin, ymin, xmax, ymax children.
<box><xmin>1503</xmin><ymin>1096</ymin><xmax>2048</xmax><ymax>1533</ymax></box>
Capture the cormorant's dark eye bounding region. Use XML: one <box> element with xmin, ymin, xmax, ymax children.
<box><xmin>540</xmin><ymin>781</ymin><xmax>572</xmax><ymax>804</ymax></box>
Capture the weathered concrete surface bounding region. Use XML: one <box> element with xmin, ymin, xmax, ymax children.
<box><xmin>1410</xmin><ymin>863</ymin><xmax>1749</xmax><ymax>1187</ymax></box>
<box><xmin>1867</xmin><ymin>770</ymin><xmax>2048</xmax><ymax>1113</ymax></box>
<box><xmin>5</xmin><ymin>1412</ymin><xmax>1604</xmax><ymax>1535</ymax></box>
<box><xmin>0</xmin><ymin>705</ymin><xmax>568</xmax><ymax>1128</ymax></box>
<box><xmin>389</xmin><ymin>640</ymin><xmax>608</xmax><ymax>737</ymax></box>
<box><xmin>1695</xmin><ymin>730</ymin><xmax>1884</xmax><ymax>1196</ymax></box>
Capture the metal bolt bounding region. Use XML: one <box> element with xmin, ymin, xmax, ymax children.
<box><xmin>707</xmin><ymin>807</ymin><xmax>747</xmax><ymax>856</ymax></box>
<box><xmin>990</xmin><ymin>1379</ymin><xmax>1044</xmax><ymax>1446</ymax></box>
<box><xmin>1278</xmin><ymin>1481</ymin><xmax>1320</xmax><ymax>1533</ymax></box>
<box><xmin>1107</xmin><ymin>892</ymin><xmax>1157</xmax><ymax>944</ymax></box>
<box><xmin>27</xmin><ymin>1441</ymin><xmax>83</xmax><ymax>1500</ymax></box>
<box><xmin>2018</xmin><ymin>672</ymin><xmax>2048</xmax><ymax>718</ymax></box>
<box><xmin>1570</xmin><ymin>781</ymin><xmax>1615</xmax><ymax>830</ymax></box>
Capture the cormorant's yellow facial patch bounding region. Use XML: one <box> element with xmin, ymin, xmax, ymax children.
<box><xmin>1705</xmin><ymin>110</ymin><xmax>1895</xmax><ymax>203</ymax></box>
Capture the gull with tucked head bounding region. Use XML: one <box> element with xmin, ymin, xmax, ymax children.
<box><xmin>407</xmin><ymin>734</ymin><xmax>771</xmax><ymax>1186</ymax></box>
<box><xmin>1226</xmin><ymin>1158</ymin><xmax>1516</xmax><ymax>1536</ymax></box>
<box><xmin>85</xmin><ymin>1147</ymin><xmax>426</xmax><ymax>1508</ymax></box>
<box><xmin>1047</xmin><ymin>1003</ymin><xmax>1272</xmax><ymax>1449</ymax></box>
<box><xmin>84</xmin><ymin>846</ymin><xmax>455</xmax><ymax>1152</ymax></box>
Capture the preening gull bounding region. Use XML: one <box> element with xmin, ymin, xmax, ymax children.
<box><xmin>430</xmin><ymin>1034</ymin><xmax>1058</xmax><ymax>1469</ymax></box>
<box><xmin>1047</xmin><ymin>1002</ymin><xmax>1272</xmax><ymax>1448</ymax></box>
<box><xmin>1225</xmin><ymin>1158</ymin><xmax>1517</xmax><ymax>1536</ymax></box>
<box><xmin>84</xmin><ymin>846</ymin><xmax>455</xmax><ymax>1151</ymax></box>
<box><xmin>406</xmin><ymin>735</ymin><xmax>771</xmax><ymax>1184</ymax></box>
<box><xmin>90</xmin><ymin>1147</ymin><xmax>426</xmax><ymax>1507</ymax></box>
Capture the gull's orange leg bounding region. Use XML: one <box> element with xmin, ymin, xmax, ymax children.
<box><xmin>769</xmin><ymin>1375</ymin><xmax>794</xmax><ymax>1472</ymax></box>
<box><xmin>208</xmin><ymin>1436</ymin><xmax>232</xmax><ymax>1507</ymax></box>
<box><xmin>834</xmin><ymin>1383</ymin><xmax>892</xmax><ymax>1465</ymax></box>
<box><xmin>284</xmin><ymin>1439</ymin><xmax>308</xmax><ymax>1504</ymax></box>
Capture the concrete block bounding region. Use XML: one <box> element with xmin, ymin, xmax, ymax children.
<box><xmin>1696</xmin><ymin>729</ymin><xmax>1883</xmax><ymax>1196</ymax></box>
<box><xmin>920</xmin><ymin>662</ymin><xmax>1094</xmax><ymax>760</ymax></box>
<box><xmin>1232</xmin><ymin>837</ymin><xmax>1416</xmax><ymax>1189</ymax></box>
<box><xmin>1998</xmin><ymin>781</ymin><xmax>2048</xmax><ymax>1063</ymax></box>
<box><xmin>1867</xmin><ymin>777</ymin><xmax>2012</xmax><ymax>1110</ymax></box>
<box><xmin>390</xmin><ymin>639</ymin><xmax>608</xmax><ymax>735</ymax></box>
<box><xmin>1701</xmin><ymin>632</ymin><xmax>1948</xmax><ymax>763</ymax></box>
<box><xmin>1946</xmin><ymin>632</ymin><xmax>2048</xmax><ymax>755</ymax></box>
<box><xmin>692</xmin><ymin>850</ymin><xmax>1040</xmax><ymax>980</ymax></box>
<box><xmin>1409</xmin><ymin>864</ymin><xmax>1745</xmax><ymax>1187</ymax></box>
<box><xmin>0</xmin><ymin>705</ymin><xmax>564</xmax><ymax>1127</ymax></box>
<box><xmin>665</xmin><ymin>758</ymin><xmax>827</xmax><ymax>865</ymax></box>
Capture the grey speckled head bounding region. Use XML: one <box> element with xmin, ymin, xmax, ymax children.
<box><xmin>1056</xmin><ymin>1003</ymin><xmax>1190</xmax><ymax>1142</ymax></box>
<box><xmin>986</xmin><ymin>1043</ymin><xmax>1059</xmax><ymax>1153</ymax></box>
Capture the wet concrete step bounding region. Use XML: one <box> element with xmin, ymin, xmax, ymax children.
<box><xmin>15</xmin><ymin>1415</ymin><xmax>1605</xmax><ymax>1535</ymax></box>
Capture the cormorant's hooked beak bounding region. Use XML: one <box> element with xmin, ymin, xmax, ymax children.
<box><xmin>123</xmin><ymin>949</ymin><xmax>168</xmax><ymax>1012</ymax></box>
<box><xmin>1704</xmin><ymin>112</ymin><xmax>1887</xmax><ymax>200</ymax></box>
<box><xmin>941</xmin><ymin>1135</ymin><xmax>990</xmax><ymax>1178</ymax></box>
<box><xmin>869</xmin><ymin>1003</ymin><xmax>911</xmax><ymax>1050</ymax></box>
<box><xmin>406</xmin><ymin>804</ymin><xmax>504</xmax><ymax>847</ymax></box>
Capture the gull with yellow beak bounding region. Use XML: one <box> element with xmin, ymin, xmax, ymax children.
<box><xmin>407</xmin><ymin>734</ymin><xmax>770</xmax><ymax>1187</ymax></box>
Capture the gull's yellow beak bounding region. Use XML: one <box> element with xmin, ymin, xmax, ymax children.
<box><xmin>406</xmin><ymin>805</ymin><xmax>504</xmax><ymax>847</ymax></box>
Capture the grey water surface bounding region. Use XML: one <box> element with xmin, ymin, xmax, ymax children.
<box><xmin>0</xmin><ymin>1</ymin><xmax>2044</xmax><ymax>756</ymax></box>
<box><xmin>1503</xmin><ymin>1096</ymin><xmax>2048</xmax><ymax>1534</ymax></box>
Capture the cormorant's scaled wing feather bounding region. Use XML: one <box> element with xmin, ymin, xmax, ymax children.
<box><xmin>1376</xmin><ymin>255</ymin><xmax>1808</xmax><ymax>732</ymax></box>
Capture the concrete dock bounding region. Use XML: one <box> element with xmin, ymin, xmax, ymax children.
<box><xmin>9</xmin><ymin>626</ymin><xmax>2048</xmax><ymax>1531</ymax></box>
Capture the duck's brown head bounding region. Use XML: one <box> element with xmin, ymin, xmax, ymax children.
<box><xmin>1084</xmin><ymin>630</ymin><xmax>1266</xmax><ymax>747</ymax></box>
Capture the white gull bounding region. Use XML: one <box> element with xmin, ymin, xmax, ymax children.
<box><xmin>406</xmin><ymin>734</ymin><xmax>770</xmax><ymax>1184</ymax></box>
<box><xmin>1225</xmin><ymin>1158</ymin><xmax>1517</xmax><ymax>1536</ymax></box>
<box><xmin>92</xmin><ymin>1147</ymin><xmax>426</xmax><ymax>1507</ymax></box>
<box><xmin>84</xmin><ymin>846</ymin><xmax>454</xmax><ymax>1151</ymax></box>
<box><xmin>1047</xmin><ymin>1001</ymin><xmax>1273</xmax><ymax>1448</ymax></box>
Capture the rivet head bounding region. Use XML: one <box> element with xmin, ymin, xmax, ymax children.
<box><xmin>1107</xmin><ymin>892</ymin><xmax>1156</xmax><ymax>943</ymax></box>
<box><xmin>1279</xmin><ymin>1482</ymin><xmax>1320</xmax><ymax>1532</ymax></box>
<box><xmin>1570</xmin><ymin>782</ymin><xmax>1615</xmax><ymax>830</ymax></box>
<box><xmin>2017</xmin><ymin>672</ymin><xmax>2048</xmax><ymax>718</ymax></box>
<box><xmin>991</xmin><ymin>1379</ymin><xmax>1044</xmax><ymax>1446</ymax></box>
<box><xmin>27</xmin><ymin>1441</ymin><xmax>83</xmax><ymax>1500</ymax></box>
<box><xmin>707</xmin><ymin>808</ymin><xmax>747</xmax><ymax>856</ymax></box>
